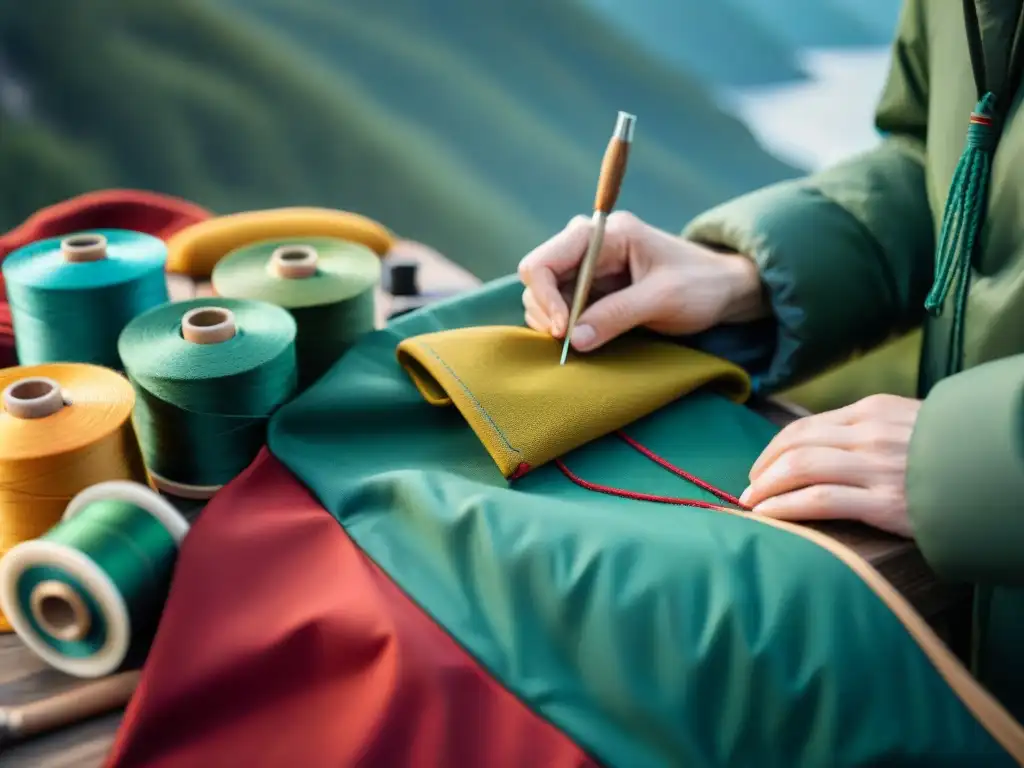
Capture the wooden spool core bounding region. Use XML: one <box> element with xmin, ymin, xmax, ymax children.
<box><xmin>30</xmin><ymin>581</ymin><xmax>91</xmax><ymax>643</ymax></box>
<box><xmin>268</xmin><ymin>244</ymin><xmax>319</xmax><ymax>279</ymax></box>
<box><xmin>2</xmin><ymin>377</ymin><xmax>65</xmax><ymax>419</ymax></box>
<box><xmin>181</xmin><ymin>306</ymin><xmax>237</xmax><ymax>345</ymax></box>
<box><xmin>60</xmin><ymin>234</ymin><xmax>108</xmax><ymax>263</ymax></box>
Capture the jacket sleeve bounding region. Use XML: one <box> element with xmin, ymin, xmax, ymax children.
<box><xmin>907</xmin><ymin>355</ymin><xmax>1024</xmax><ymax>586</ymax></box>
<box><xmin>682</xmin><ymin>0</ymin><xmax>935</xmax><ymax>391</ymax></box>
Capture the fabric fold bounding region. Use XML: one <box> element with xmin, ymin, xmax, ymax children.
<box><xmin>396</xmin><ymin>325</ymin><xmax>751</xmax><ymax>478</ymax></box>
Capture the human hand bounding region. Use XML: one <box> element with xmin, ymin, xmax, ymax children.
<box><xmin>739</xmin><ymin>395</ymin><xmax>923</xmax><ymax>538</ymax></box>
<box><xmin>517</xmin><ymin>212</ymin><xmax>768</xmax><ymax>352</ymax></box>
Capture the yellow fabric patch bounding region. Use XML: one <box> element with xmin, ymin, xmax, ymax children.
<box><xmin>396</xmin><ymin>325</ymin><xmax>752</xmax><ymax>478</ymax></box>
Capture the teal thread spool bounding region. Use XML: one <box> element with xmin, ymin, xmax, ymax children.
<box><xmin>118</xmin><ymin>297</ymin><xmax>298</xmax><ymax>499</ymax></box>
<box><xmin>212</xmin><ymin>237</ymin><xmax>380</xmax><ymax>390</ymax></box>
<box><xmin>2</xmin><ymin>230</ymin><xmax>169</xmax><ymax>368</ymax></box>
<box><xmin>0</xmin><ymin>481</ymin><xmax>189</xmax><ymax>678</ymax></box>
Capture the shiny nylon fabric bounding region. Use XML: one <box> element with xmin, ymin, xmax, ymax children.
<box><xmin>107</xmin><ymin>450</ymin><xmax>596</xmax><ymax>768</ymax></box>
<box><xmin>268</xmin><ymin>275</ymin><xmax>1014</xmax><ymax>766</ymax></box>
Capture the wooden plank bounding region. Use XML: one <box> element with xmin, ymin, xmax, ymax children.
<box><xmin>0</xmin><ymin>636</ymin><xmax>121</xmax><ymax>767</ymax></box>
<box><xmin>2</xmin><ymin>245</ymin><xmax>966</xmax><ymax>765</ymax></box>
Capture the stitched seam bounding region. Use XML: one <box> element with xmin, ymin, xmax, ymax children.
<box><xmin>418</xmin><ymin>342</ymin><xmax>524</xmax><ymax>462</ymax></box>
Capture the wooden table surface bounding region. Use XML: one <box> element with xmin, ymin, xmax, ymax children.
<box><xmin>0</xmin><ymin>241</ymin><xmax>969</xmax><ymax>767</ymax></box>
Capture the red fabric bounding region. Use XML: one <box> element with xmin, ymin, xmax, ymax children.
<box><xmin>0</xmin><ymin>188</ymin><xmax>212</xmax><ymax>368</ymax></box>
<box><xmin>0</xmin><ymin>303</ymin><xmax>12</xmax><ymax>369</ymax></box>
<box><xmin>0</xmin><ymin>188</ymin><xmax>211</xmax><ymax>297</ymax></box>
<box><xmin>107</xmin><ymin>450</ymin><xmax>596</xmax><ymax>768</ymax></box>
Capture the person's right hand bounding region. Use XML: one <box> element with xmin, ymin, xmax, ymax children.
<box><xmin>518</xmin><ymin>211</ymin><xmax>769</xmax><ymax>352</ymax></box>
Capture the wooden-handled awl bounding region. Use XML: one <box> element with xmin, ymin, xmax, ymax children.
<box><xmin>0</xmin><ymin>670</ymin><xmax>140</xmax><ymax>750</ymax></box>
<box><xmin>560</xmin><ymin>110</ymin><xmax>636</xmax><ymax>365</ymax></box>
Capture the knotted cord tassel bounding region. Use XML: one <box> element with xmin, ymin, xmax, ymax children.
<box><xmin>925</xmin><ymin>96</ymin><xmax>995</xmax><ymax>366</ymax></box>
<box><xmin>925</xmin><ymin>94</ymin><xmax>997</xmax><ymax>370</ymax></box>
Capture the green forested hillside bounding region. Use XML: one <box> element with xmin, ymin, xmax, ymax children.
<box><xmin>0</xmin><ymin>0</ymin><xmax>798</xmax><ymax>279</ymax></box>
<box><xmin>222</xmin><ymin>0</ymin><xmax>799</xmax><ymax>242</ymax></box>
<box><xmin>0</xmin><ymin>1</ymin><xmax>545</xmax><ymax>278</ymax></box>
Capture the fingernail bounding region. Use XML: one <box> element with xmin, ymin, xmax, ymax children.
<box><xmin>551</xmin><ymin>316</ymin><xmax>565</xmax><ymax>338</ymax></box>
<box><xmin>739</xmin><ymin>486</ymin><xmax>752</xmax><ymax>506</ymax></box>
<box><xmin>571</xmin><ymin>324</ymin><xmax>595</xmax><ymax>350</ymax></box>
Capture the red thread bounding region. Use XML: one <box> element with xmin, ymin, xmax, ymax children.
<box><xmin>510</xmin><ymin>462</ymin><xmax>532</xmax><ymax>480</ymax></box>
<box><xmin>970</xmin><ymin>113</ymin><xmax>993</xmax><ymax>125</ymax></box>
<box><xmin>546</xmin><ymin>430</ymin><xmax>751</xmax><ymax>512</ymax></box>
<box><xmin>553</xmin><ymin>458</ymin><xmax>734</xmax><ymax>511</ymax></box>
<box><xmin>614</xmin><ymin>431</ymin><xmax>746</xmax><ymax>507</ymax></box>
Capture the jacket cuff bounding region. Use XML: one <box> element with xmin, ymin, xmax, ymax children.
<box><xmin>684</xmin><ymin>181</ymin><xmax>906</xmax><ymax>391</ymax></box>
<box><xmin>907</xmin><ymin>356</ymin><xmax>1024</xmax><ymax>587</ymax></box>
<box><xmin>682</xmin><ymin>318</ymin><xmax>777</xmax><ymax>392</ymax></box>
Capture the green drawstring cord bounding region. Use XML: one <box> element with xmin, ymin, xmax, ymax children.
<box><xmin>925</xmin><ymin>92</ymin><xmax>998</xmax><ymax>375</ymax></box>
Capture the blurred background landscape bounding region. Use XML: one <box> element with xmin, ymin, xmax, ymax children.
<box><xmin>0</xmin><ymin>0</ymin><xmax>901</xmax><ymax>280</ymax></box>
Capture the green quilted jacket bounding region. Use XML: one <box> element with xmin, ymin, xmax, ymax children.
<box><xmin>684</xmin><ymin>0</ymin><xmax>1024</xmax><ymax>718</ymax></box>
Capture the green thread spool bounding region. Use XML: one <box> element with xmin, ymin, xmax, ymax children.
<box><xmin>211</xmin><ymin>237</ymin><xmax>380</xmax><ymax>390</ymax></box>
<box><xmin>2</xmin><ymin>229</ymin><xmax>169</xmax><ymax>369</ymax></box>
<box><xmin>118</xmin><ymin>297</ymin><xmax>297</xmax><ymax>499</ymax></box>
<box><xmin>0</xmin><ymin>481</ymin><xmax>188</xmax><ymax>678</ymax></box>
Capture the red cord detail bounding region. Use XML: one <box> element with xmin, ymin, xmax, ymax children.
<box><xmin>534</xmin><ymin>430</ymin><xmax>750</xmax><ymax>512</ymax></box>
<box><xmin>510</xmin><ymin>462</ymin><xmax>532</xmax><ymax>480</ymax></box>
<box><xmin>553</xmin><ymin>459</ymin><xmax>733</xmax><ymax>511</ymax></box>
<box><xmin>614</xmin><ymin>431</ymin><xmax>746</xmax><ymax>508</ymax></box>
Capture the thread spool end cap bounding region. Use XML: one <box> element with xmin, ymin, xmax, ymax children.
<box><xmin>269</xmin><ymin>244</ymin><xmax>319</xmax><ymax>279</ymax></box>
<box><xmin>30</xmin><ymin>580</ymin><xmax>91</xmax><ymax>643</ymax></box>
<box><xmin>2</xmin><ymin>377</ymin><xmax>65</xmax><ymax>419</ymax></box>
<box><xmin>181</xmin><ymin>306</ymin><xmax>237</xmax><ymax>345</ymax></box>
<box><xmin>60</xmin><ymin>234</ymin><xmax>108</xmax><ymax>263</ymax></box>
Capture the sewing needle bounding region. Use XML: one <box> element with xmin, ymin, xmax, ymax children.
<box><xmin>560</xmin><ymin>110</ymin><xmax>636</xmax><ymax>365</ymax></box>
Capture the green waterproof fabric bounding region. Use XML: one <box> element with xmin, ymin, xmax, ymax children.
<box><xmin>269</xmin><ymin>275</ymin><xmax>1017</xmax><ymax>767</ymax></box>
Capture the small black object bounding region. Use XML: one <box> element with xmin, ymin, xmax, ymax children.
<box><xmin>387</xmin><ymin>259</ymin><xmax>420</xmax><ymax>297</ymax></box>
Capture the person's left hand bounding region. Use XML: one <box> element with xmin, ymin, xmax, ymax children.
<box><xmin>739</xmin><ymin>394</ymin><xmax>922</xmax><ymax>538</ymax></box>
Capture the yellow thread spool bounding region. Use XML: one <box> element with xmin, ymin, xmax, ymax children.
<box><xmin>165</xmin><ymin>207</ymin><xmax>394</xmax><ymax>278</ymax></box>
<box><xmin>0</xmin><ymin>364</ymin><xmax>148</xmax><ymax>632</ymax></box>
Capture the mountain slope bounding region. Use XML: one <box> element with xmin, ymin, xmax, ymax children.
<box><xmin>830</xmin><ymin>0</ymin><xmax>903</xmax><ymax>40</ymax></box>
<box><xmin>577</xmin><ymin>0</ymin><xmax>806</xmax><ymax>87</ymax></box>
<box><xmin>727</xmin><ymin>0</ymin><xmax>891</xmax><ymax>48</ymax></box>
<box><xmin>0</xmin><ymin>0</ymin><xmax>799</xmax><ymax>279</ymax></box>
<box><xmin>224</xmin><ymin>0</ymin><xmax>800</xmax><ymax>241</ymax></box>
<box><xmin>0</xmin><ymin>1</ymin><xmax>549</xmax><ymax>278</ymax></box>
